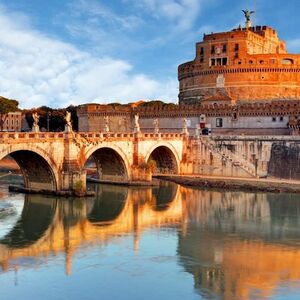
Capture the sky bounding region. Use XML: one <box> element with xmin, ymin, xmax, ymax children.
<box><xmin>0</xmin><ymin>0</ymin><xmax>300</xmax><ymax>108</ymax></box>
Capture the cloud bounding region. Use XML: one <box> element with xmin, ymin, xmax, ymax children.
<box><xmin>136</xmin><ymin>0</ymin><xmax>202</xmax><ymax>31</ymax></box>
<box><xmin>0</xmin><ymin>6</ymin><xmax>178</xmax><ymax>108</ymax></box>
<box><xmin>70</xmin><ymin>0</ymin><xmax>143</xmax><ymax>31</ymax></box>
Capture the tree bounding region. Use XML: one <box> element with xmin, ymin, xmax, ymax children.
<box><xmin>0</xmin><ymin>96</ymin><xmax>19</xmax><ymax>131</ymax></box>
<box><xmin>23</xmin><ymin>105</ymin><xmax>79</xmax><ymax>132</ymax></box>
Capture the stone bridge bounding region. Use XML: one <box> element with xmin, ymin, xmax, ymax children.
<box><xmin>0</xmin><ymin>131</ymin><xmax>186</xmax><ymax>194</ymax></box>
<box><xmin>2</xmin><ymin>131</ymin><xmax>300</xmax><ymax>195</ymax></box>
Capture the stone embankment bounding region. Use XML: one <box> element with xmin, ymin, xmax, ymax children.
<box><xmin>156</xmin><ymin>175</ymin><xmax>300</xmax><ymax>193</ymax></box>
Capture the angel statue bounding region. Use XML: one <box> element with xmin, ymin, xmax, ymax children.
<box><xmin>153</xmin><ymin>118</ymin><xmax>159</xmax><ymax>134</ymax></box>
<box><xmin>242</xmin><ymin>9</ymin><xmax>255</xmax><ymax>28</ymax></box>
<box><xmin>32</xmin><ymin>112</ymin><xmax>39</xmax><ymax>126</ymax></box>
<box><xmin>242</xmin><ymin>9</ymin><xmax>255</xmax><ymax>22</ymax></box>
<box><xmin>182</xmin><ymin>117</ymin><xmax>189</xmax><ymax>135</ymax></box>
<box><xmin>103</xmin><ymin>116</ymin><xmax>109</xmax><ymax>132</ymax></box>
<box><xmin>134</xmin><ymin>114</ymin><xmax>140</xmax><ymax>133</ymax></box>
<box><xmin>32</xmin><ymin>112</ymin><xmax>40</xmax><ymax>132</ymax></box>
<box><xmin>64</xmin><ymin>111</ymin><xmax>72</xmax><ymax>132</ymax></box>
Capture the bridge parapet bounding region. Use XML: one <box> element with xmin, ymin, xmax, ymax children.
<box><xmin>0</xmin><ymin>131</ymin><xmax>186</xmax><ymax>142</ymax></box>
<box><xmin>212</xmin><ymin>135</ymin><xmax>300</xmax><ymax>142</ymax></box>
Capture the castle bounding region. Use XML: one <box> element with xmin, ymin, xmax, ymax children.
<box><xmin>178</xmin><ymin>23</ymin><xmax>300</xmax><ymax>104</ymax></box>
<box><xmin>78</xmin><ymin>11</ymin><xmax>300</xmax><ymax>136</ymax></box>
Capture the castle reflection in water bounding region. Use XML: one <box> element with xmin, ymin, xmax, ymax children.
<box><xmin>1</xmin><ymin>182</ymin><xmax>300</xmax><ymax>299</ymax></box>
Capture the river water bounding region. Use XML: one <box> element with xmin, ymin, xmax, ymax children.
<box><xmin>1</xmin><ymin>182</ymin><xmax>300</xmax><ymax>299</ymax></box>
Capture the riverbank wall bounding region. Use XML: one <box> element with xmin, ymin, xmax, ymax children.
<box><xmin>157</xmin><ymin>175</ymin><xmax>300</xmax><ymax>193</ymax></box>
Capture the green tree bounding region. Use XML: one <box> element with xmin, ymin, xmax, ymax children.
<box><xmin>24</xmin><ymin>105</ymin><xmax>79</xmax><ymax>132</ymax></box>
<box><xmin>0</xmin><ymin>96</ymin><xmax>19</xmax><ymax>130</ymax></box>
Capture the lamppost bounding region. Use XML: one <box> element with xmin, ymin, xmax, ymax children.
<box><xmin>47</xmin><ymin>112</ymin><xmax>51</xmax><ymax>132</ymax></box>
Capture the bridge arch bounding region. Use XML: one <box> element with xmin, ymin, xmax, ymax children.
<box><xmin>0</xmin><ymin>145</ymin><xmax>59</xmax><ymax>191</ymax></box>
<box><xmin>83</xmin><ymin>145</ymin><xmax>130</xmax><ymax>182</ymax></box>
<box><xmin>145</xmin><ymin>142</ymin><xmax>180</xmax><ymax>174</ymax></box>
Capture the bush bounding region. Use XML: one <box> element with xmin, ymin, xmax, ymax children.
<box><xmin>74</xmin><ymin>180</ymin><xmax>84</xmax><ymax>192</ymax></box>
<box><xmin>138</xmin><ymin>160</ymin><xmax>157</xmax><ymax>172</ymax></box>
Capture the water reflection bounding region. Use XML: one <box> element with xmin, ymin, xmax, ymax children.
<box><xmin>2</xmin><ymin>184</ymin><xmax>300</xmax><ymax>299</ymax></box>
<box><xmin>0</xmin><ymin>181</ymin><xmax>181</xmax><ymax>275</ymax></box>
<box><xmin>179</xmin><ymin>188</ymin><xmax>300</xmax><ymax>299</ymax></box>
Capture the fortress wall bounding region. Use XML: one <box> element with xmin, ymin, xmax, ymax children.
<box><xmin>268</xmin><ymin>142</ymin><xmax>300</xmax><ymax>179</ymax></box>
<box><xmin>179</xmin><ymin>84</ymin><xmax>300</xmax><ymax>103</ymax></box>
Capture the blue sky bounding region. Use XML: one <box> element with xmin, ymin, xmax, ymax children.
<box><xmin>0</xmin><ymin>0</ymin><xmax>300</xmax><ymax>108</ymax></box>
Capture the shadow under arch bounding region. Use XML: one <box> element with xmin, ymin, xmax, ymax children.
<box><xmin>87</xmin><ymin>184</ymin><xmax>129</xmax><ymax>224</ymax></box>
<box><xmin>147</xmin><ymin>145</ymin><xmax>179</xmax><ymax>174</ymax></box>
<box><xmin>3</xmin><ymin>150</ymin><xmax>58</xmax><ymax>191</ymax></box>
<box><xmin>151</xmin><ymin>181</ymin><xmax>178</xmax><ymax>211</ymax></box>
<box><xmin>0</xmin><ymin>195</ymin><xmax>57</xmax><ymax>248</ymax></box>
<box><xmin>85</xmin><ymin>147</ymin><xmax>129</xmax><ymax>182</ymax></box>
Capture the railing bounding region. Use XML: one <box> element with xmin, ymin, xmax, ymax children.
<box><xmin>0</xmin><ymin>132</ymin><xmax>65</xmax><ymax>140</ymax></box>
<box><xmin>0</xmin><ymin>131</ymin><xmax>185</xmax><ymax>141</ymax></box>
<box><xmin>211</xmin><ymin>135</ymin><xmax>300</xmax><ymax>142</ymax></box>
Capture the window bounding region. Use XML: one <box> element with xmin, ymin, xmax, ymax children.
<box><xmin>279</xmin><ymin>116</ymin><xmax>284</xmax><ymax>122</ymax></box>
<box><xmin>272</xmin><ymin>117</ymin><xmax>276</xmax><ymax>122</ymax></box>
<box><xmin>222</xmin><ymin>44</ymin><xmax>227</xmax><ymax>53</ymax></box>
<box><xmin>216</xmin><ymin>118</ymin><xmax>223</xmax><ymax>127</ymax></box>
<box><xmin>282</xmin><ymin>58</ymin><xmax>294</xmax><ymax>65</ymax></box>
<box><xmin>200</xmin><ymin>47</ymin><xmax>204</xmax><ymax>55</ymax></box>
<box><xmin>211</xmin><ymin>58</ymin><xmax>227</xmax><ymax>66</ymax></box>
<box><xmin>200</xmin><ymin>57</ymin><xmax>204</xmax><ymax>63</ymax></box>
<box><xmin>234</xmin><ymin>43</ymin><xmax>239</xmax><ymax>51</ymax></box>
<box><xmin>211</xmin><ymin>45</ymin><xmax>215</xmax><ymax>54</ymax></box>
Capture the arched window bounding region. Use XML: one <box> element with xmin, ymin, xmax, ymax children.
<box><xmin>282</xmin><ymin>58</ymin><xmax>294</xmax><ymax>65</ymax></box>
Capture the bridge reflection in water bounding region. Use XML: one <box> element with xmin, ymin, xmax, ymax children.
<box><xmin>0</xmin><ymin>182</ymin><xmax>182</xmax><ymax>276</ymax></box>
<box><xmin>2</xmin><ymin>185</ymin><xmax>300</xmax><ymax>298</ymax></box>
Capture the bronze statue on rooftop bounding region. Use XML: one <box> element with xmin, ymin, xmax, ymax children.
<box><xmin>242</xmin><ymin>9</ymin><xmax>255</xmax><ymax>28</ymax></box>
<box><xmin>242</xmin><ymin>9</ymin><xmax>255</xmax><ymax>21</ymax></box>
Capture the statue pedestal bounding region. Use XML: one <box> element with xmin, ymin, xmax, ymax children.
<box><xmin>134</xmin><ymin>126</ymin><xmax>141</xmax><ymax>134</ymax></box>
<box><xmin>182</xmin><ymin>128</ymin><xmax>189</xmax><ymax>135</ymax></box>
<box><xmin>32</xmin><ymin>125</ymin><xmax>39</xmax><ymax>132</ymax></box>
<box><xmin>65</xmin><ymin>125</ymin><xmax>72</xmax><ymax>133</ymax></box>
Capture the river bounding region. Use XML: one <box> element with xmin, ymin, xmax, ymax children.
<box><xmin>1</xmin><ymin>181</ymin><xmax>300</xmax><ymax>299</ymax></box>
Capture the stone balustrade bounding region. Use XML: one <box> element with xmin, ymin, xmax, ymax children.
<box><xmin>0</xmin><ymin>131</ymin><xmax>185</xmax><ymax>141</ymax></box>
